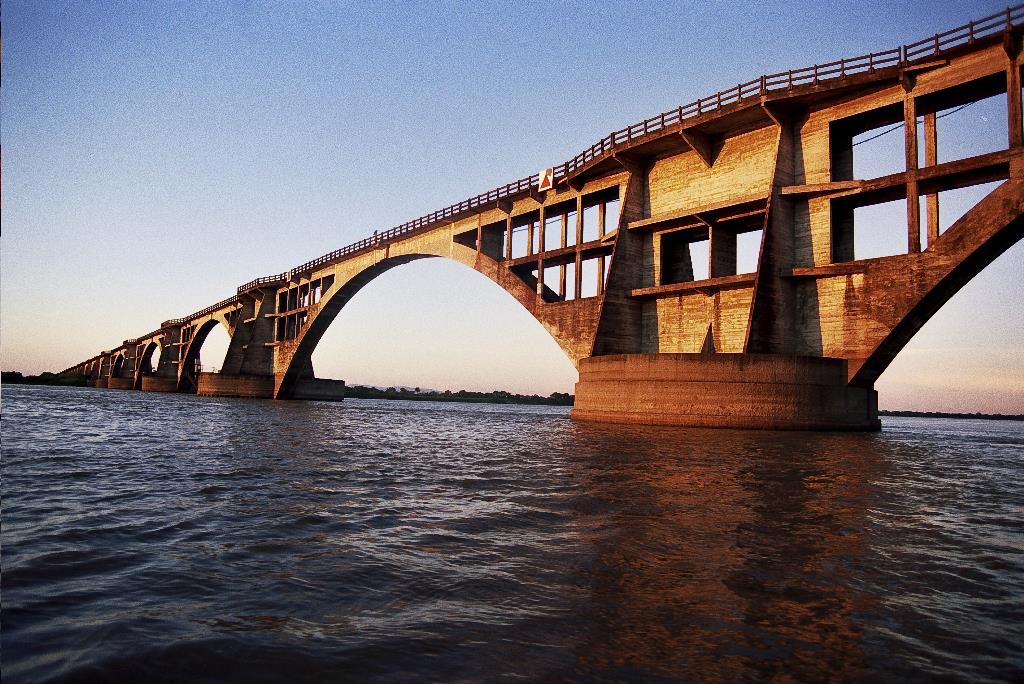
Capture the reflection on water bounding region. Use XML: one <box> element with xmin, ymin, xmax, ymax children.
<box><xmin>2</xmin><ymin>384</ymin><xmax>1021</xmax><ymax>682</ymax></box>
<box><xmin>562</xmin><ymin>427</ymin><xmax>885</xmax><ymax>680</ymax></box>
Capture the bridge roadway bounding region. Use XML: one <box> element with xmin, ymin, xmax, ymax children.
<box><xmin>65</xmin><ymin>6</ymin><xmax>1024</xmax><ymax>430</ymax></box>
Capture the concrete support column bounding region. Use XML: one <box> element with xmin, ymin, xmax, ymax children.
<box><xmin>536</xmin><ymin>206</ymin><xmax>545</xmax><ymax>296</ymax></box>
<box><xmin>1007</xmin><ymin>42</ymin><xmax>1022</xmax><ymax>148</ymax></box>
<box><xmin>597</xmin><ymin>202</ymin><xmax>607</xmax><ymax>295</ymax></box>
<box><xmin>904</xmin><ymin>88</ymin><xmax>921</xmax><ymax>253</ymax></box>
<box><xmin>923</xmin><ymin>111</ymin><xmax>940</xmax><ymax>246</ymax></box>
<box><xmin>710</xmin><ymin>223</ymin><xmax>737</xmax><ymax>278</ymax></box>
<box><xmin>558</xmin><ymin>211</ymin><xmax>568</xmax><ymax>299</ymax></box>
<box><xmin>574</xmin><ymin>195</ymin><xmax>583</xmax><ymax>298</ymax></box>
<box><xmin>505</xmin><ymin>215</ymin><xmax>513</xmax><ymax>261</ymax></box>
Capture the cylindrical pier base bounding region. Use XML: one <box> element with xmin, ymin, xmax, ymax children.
<box><xmin>290</xmin><ymin>377</ymin><xmax>346</xmax><ymax>402</ymax></box>
<box><xmin>141</xmin><ymin>376</ymin><xmax>179</xmax><ymax>393</ymax></box>
<box><xmin>196</xmin><ymin>372</ymin><xmax>274</xmax><ymax>399</ymax></box>
<box><xmin>571</xmin><ymin>353</ymin><xmax>880</xmax><ymax>431</ymax></box>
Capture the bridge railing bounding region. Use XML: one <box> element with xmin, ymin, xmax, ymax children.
<box><xmin>229</xmin><ymin>4</ymin><xmax>1023</xmax><ymax>296</ymax></box>
<box><xmin>161</xmin><ymin>295</ymin><xmax>241</xmax><ymax>328</ymax></box>
<box><xmin>123</xmin><ymin>328</ymin><xmax>166</xmax><ymax>346</ymax></box>
<box><xmin>237</xmin><ymin>272</ymin><xmax>289</xmax><ymax>293</ymax></box>
<box><xmin>904</xmin><ymin>6</ymin><xmax>1024</xmax><ymax>60</ymax></box>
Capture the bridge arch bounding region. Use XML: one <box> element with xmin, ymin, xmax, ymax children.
<box><xmin>137</xmin><ymin>340</ymin><xmax>162</xmax><ymax>376</ymax></box>
<box><xmin>877</xmin><ymin>238</ymin><xmax>1024</xmax><ymax>411</ymax></box>
<box><xmin>179</xmin><ymin>317</ymin><xmax>233</xmax><ymax>391</ymax></box>
<box><xmin>276</xmin><ymin>249</ymin><xmax>579</xmax><ymax>398</ymax></box>
<box><xmin>110</xmin><ymin>353</ymin><xmax>127</xmax><ymax>378</ymax></box>
<box><xmin>848</xmin><ymin>178</ymin><xmax>1024</xmax><ymax>387</ymax></box>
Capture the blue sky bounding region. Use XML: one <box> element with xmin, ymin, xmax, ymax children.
<box><xmin>2</xmin><ymin>0</ymin><xmax>1021</xmax><ymax>412</ymax></box>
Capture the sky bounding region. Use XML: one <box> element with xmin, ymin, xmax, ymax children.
<box><xmin>2</xmin><ymin>0</ymin><xmax>1022</xmax><ymax>412</ymax></box>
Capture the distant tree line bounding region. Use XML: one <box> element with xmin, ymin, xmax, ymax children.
<box><xmin>879</xmin><ymin>409</ymin><xmax>1022</xmax><ymax>421</ymax></box>
<box><xmin>345</xmin><ymin>384</ymin><xmax>574</xmax><ymax>406</ymax></box>
<box><xmin>0</xmin><ymin>371</ymin><xmax>573</xmax><ymax>405</ymax></box>
<box><xmin>2</xmin><ymin>371</ymin><xmax>89</xmax><ymax>387</ymax></box>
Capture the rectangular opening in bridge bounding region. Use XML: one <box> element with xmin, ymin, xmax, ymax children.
<box><xmin>917</xmin><ymin>73</ymin><xmax>1008</xmax><ymax>167</ymax></box>
<box><xmin>920</xmin><ymin>180</ymin><xmax>1004</xmax><ymax>243</ymax></box>
<box><xmin>848</xmin><ymin>198</ymin><xmax>907</xmax><ymax>260</ymax></box>
<box><xmin>579</xmin><ymin>257</ymin><xmax>600</xmax><ymax>298</ymax></box>
<box><xmin>688</xmin><ymin>239</ymin><xmax>710</xmax><ymax>281</ymax></box>
<box><xmin>509</xmin><ymin>263</ymin><xmax>538</xmax><ymax>291</ymax></box>
<box><xmin>300</xmin><ymin>284</ymin><xmax>310</xmax><ymax>308</ymax></box>
<box><xmin>509</xmin><ymin>224</ymin><xmax>529</xmax><ymax>259</ymax></box>
<box><xmin>480</xmin><ymin>220</ymin><xmax>505</xmax><ymax>261</ymax></box>
<box><xmin>830</xmin><ymin>103</ymin><xmax>904</xmax><ymax>181</ymax></box>
<box><xmin>581</xmin><ymin>188</ymin><xmax>620</xmax><ymax>243</ymax></box>
<box><xmin>582</xmin><ymin>203</ymin><xmax>600</xmax><ymax>243</ymax></box>
<box><xmin>564</xmin><ymin>261</ymin><xmax>577</xmax><ymax>300</ymax></box>
<box><xmin>544</xmin><ymin>200</ymin><xmax>575</xmax><ymax>252</ymax></box>
<box><xmin>736</xmin><ymin>228</ymin><xmax>763</xmax><ymax>274</ymax></box>
<box><xmin>510</xmin><ymin>211</ymin><xmax>539</xmax><ymax>259</ymax></box>
<box><xmin>564</xmin><ymin>208</ymin><xmax>578</xmax><ymax>247</ymax></box>
<box><xmin>542</xmin><ymin>265</ymin><xmax>562</xmax><ymax>301</ymax></box>
<box><xmin>544</xmin><ymin>212</ymin><xmax>562</xmax><ymax>252</ymax></box>
<box><xmin>660</xmin><ymin>228</ymin><xmax>709</xmax><ymax>284</ymax></box>
<box><xmin>605</xmin><ymin>198</ymin><xmax>620</xmax><ymax>235</ymax></box>
<box><xmin>278</xmin><ymin>291</ymin><xmax>287</xmax><ymax>313</ymax></box>
<box><xmin>454</xmin><ymin>228</ymin><xmax>477</xmax><ymax>249</ymax></box>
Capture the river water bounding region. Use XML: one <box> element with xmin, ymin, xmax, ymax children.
<box><xmin>2</xmin><ymin>384</ymin><xmax>1022</xmax><ymax>682</ymax></box>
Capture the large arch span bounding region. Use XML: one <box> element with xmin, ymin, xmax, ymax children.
<box><xmin>308</xmin><ymin>258</ymin><xmax>581</xmax><ymax>397</ymax></box>
<box><xmin>273</xmin><ymin>239</ymin><xmax>599</xmax><ymax>399</ymax></box>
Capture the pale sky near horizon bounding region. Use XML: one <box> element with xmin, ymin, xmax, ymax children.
<box><xmin>2</xmin><ymin>0</ymin><xmax>1022</xmax><ymax>413</ymax></box>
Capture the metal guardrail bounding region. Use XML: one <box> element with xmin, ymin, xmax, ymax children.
<box><xmin>141</xmin><ymin>6</ymin><xmax>985</xmax><ymax>313</ymax></box>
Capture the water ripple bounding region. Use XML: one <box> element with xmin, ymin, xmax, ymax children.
<box><xmin>2</xmin><ymin>385</ymin><xmax>1022</xmax><ymax>682</ymax></box>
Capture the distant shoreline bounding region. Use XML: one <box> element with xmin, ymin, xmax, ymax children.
<box><xmin>2</xmin><ymin>372</ymin><xmax>88</xmax><ymax>387</ymax></box>
<box><xmin>0</xmin><ymin>372</ymin><xmax>573</xmax><ymax>407</ymax></box>
<box><xmin>878</xmin><ymin>410</ymin><xmax>1023</xmax><ymax>421</ymax></box>
<box><xmin>4</xmin><ymin>372</ymin><xmax>1019</xmax><ymax>418</ymax></box>
<box><xmin>344</xmin><ymin>384</ymin><xmax>573</xmax><ymax>406</ymax></box>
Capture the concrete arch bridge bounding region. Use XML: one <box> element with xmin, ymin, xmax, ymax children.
<box><xmin>64</xmin><ymin>6</ymin><xmax>1024</xmax><ymax>430</ymax></box>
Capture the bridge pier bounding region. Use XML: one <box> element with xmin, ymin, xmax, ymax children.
<box><xmin>193</xmin><ymin>373</ymin><xmax>346</xmax><ymax>401</ymax></box>
<box><xmin>141</xmin><ymin>376</ymin><xmax>179</xmax><ymax>393</ymax></box>
<box><xmin>196</xmin><ymin>372</ymin><xmax>275</xmax><ymax>399</ymax></box>
<box><xmin>289</xmin><ymin>377</ymin><xmax>346</xmax><ymax>402</ymax></box>
<box><xmin>107</xmin><ymin>376</ymin><xmax>134</xmax><ymax>390</ymax></box>
<box><xmin>571</xmin><ymin>354</ymin><xmax>880</xmax><ymax>431</ymax></box>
